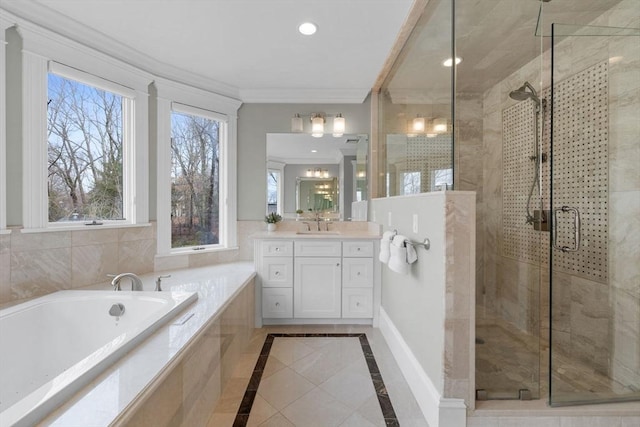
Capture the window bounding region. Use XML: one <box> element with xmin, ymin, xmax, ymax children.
<box><xmin>267</xmin><ymin>169</ymin><xmax>280</xmax><ymax>214</ymax></box>
<box><xmin>433</xmin><ymin>168</ymin><xmax>453</xmax><ymax>191</ymax></box>
<box><xmin>21</xmin><ymin>51</ymin><xmax>147</xmax><ymax>230</ymax></box>
<box><xmin>155</xmin><ymin>80</ymin><xmax>240</xmax><ymax>256</ymax></box>
<box><xmin>170</xmin><ymin>110</ymin><xmax>221</xmax><ymax>248</ymax></box>
<box><xmin>401</xmin><ymin>171</ymin><xmax>421</xmax><ymax>195</ymax></box>
<box><xmin>47</xmin><ymin>73</ymin><xmax>126</xmax><ymax>222</ymax></box>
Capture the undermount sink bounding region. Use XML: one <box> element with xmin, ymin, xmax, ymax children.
<box><xmin>295</xmin><ymin>231</ymin><xmax>341</xmax><ymax>235</ymax></box>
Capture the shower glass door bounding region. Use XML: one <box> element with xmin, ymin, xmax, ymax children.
<box><xmin>549</xmin><ymin>22</ymin><xmax>640</xmax><ymax>406</ymax></box>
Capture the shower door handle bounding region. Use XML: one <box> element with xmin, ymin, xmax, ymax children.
<box><xmin>552</xmin><ymin>206</ymin><xmax>581</xmax><ymax>253</ymax></box>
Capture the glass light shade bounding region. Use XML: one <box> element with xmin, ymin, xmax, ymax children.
<box><xmin>291</xmin><ymin>114</ymin><xmax>304</xmax><ymax>132</ymax></box>
<box><xmin>332</xmin><ymin>114</ymin><xmax>345</xmax><ymax>137</ymax></box>
<box><xmin>412</xmin><ymin>116</ymin><xmax>425</xmax><ymax>132</ymax></box>
<box><xmin>314</xmin><ymin>168</ymin><xmax>321</xmax><ymax>177</ymax></box>
<box><xmin>433</xmin><ymin>118</ymin><xmax>448</xmax><ymax>133</ymax></box>
<box><xmin>311</xmin><ymin>115</ymin><xmax>324</xmax><ymax>137</ymax></box>
<box><xmin>306</xmin><ymin>169</ymin><xmax>313</xmax><ymax>177</ymax></box>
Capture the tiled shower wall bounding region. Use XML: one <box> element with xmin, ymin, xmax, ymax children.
<box><xmin>501</xmin><ymin>61</ymin><xmax>611</xmax><ymax>373</ymax></box>
<box><xmin>482</xmin><ymin>0</ymin><xmax>639</xmax><ymax>389</ymax></box>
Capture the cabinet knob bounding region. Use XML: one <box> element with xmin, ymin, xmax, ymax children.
<box><xmin>336</xmin><ymin>263</ymin><xmax>340</xmax><ymax>267</ymax></box>
<box><xmin>275</xmin><ymin>302</ymin><xmax>280</xmax><ymax>307</ymax></box>
<box><xmin>357</xmin><ymin>247</ymin><xmax>361</xmax><ymax>251</ymax></box>
<box><xmin>275</xmin><ymin>271</ymin><xmax>280</xmax><ymax>276</ymax></box>
<box><xmin>357</xmin><ymin>272</ymin><xmax>361</xmax><ymax>276</ymax></box>
<box><xmin>356</xmin><ymin>302</ymin><xmax>361</xmax><ymax>307</ymax></box>
<box><xmin>275</xmin><ymin>247</ymin><xmax>280</xmax><ymax>252</ymax></box>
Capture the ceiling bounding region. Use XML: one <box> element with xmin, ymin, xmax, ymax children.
<box><xmin>1</xmin><ymin>0</ymin><xmax>414</xmax><ymax>103</ymax></box>
<box><xmin>385</xmin><ymin>0</ymin><xmax>625</xmax><ymax>102</ymax></box>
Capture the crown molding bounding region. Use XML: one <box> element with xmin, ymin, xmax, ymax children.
<box><xmin>239</xmin><ymin>88</ymin><xmax>370</xmax><ymax>104</ymax></box>
<box><xmin>0</xmin><ymin>2</ymin><xmax>241</xmax><ymax>100</ymax></box>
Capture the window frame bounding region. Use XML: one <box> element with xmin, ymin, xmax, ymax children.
<box><xmin>46</xmin><ymin>62</ymin><xmax>136</xmax><ymax>226</ymax></box>
<box><xmin>155</xmin><ymin>78</ymin><xmax>241</xmax><ymax>256</ymax></box>
<box><xmin>19</xmin><ymin>21</ymin><xmax>151</xmax><ymax>231</ymax></box>
<box><xmin>0</xmin><ymin>18</ymin><xmax>8</xmax><ymax>232</ymax></box>
<box><xmin>169</xmin><ymin>103</ymin><xmax>227</xmax><ymax>252</ymax></box>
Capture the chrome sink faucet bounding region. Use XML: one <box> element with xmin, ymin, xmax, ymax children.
<box><xmin>111</xmin><ymin>273</ymin><xmax>144</xmax><ymax>291</ymax></box>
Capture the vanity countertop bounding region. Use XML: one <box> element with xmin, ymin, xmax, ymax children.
<box><xmin>252</xmin><ymin>220</ymin><xmax>381</xmax><ymax>240</ymax></box>
<box><xmin>252</xmin><ymin>230</ymin><xmax>381</xmax><ymax>240</ymax></box>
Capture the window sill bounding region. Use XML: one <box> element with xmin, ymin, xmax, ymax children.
<box><xmin>164</xmin><ymin>245</ymin><xmax>240</xmax><ymax>257</ymax></box>
<box><xmin>0</xmin><ymin>229</ymin><xmax>11</xmax><ymax>235</ymax></box>
<box><xmin>20</xmin><ymin>222</ymin><xmax>152</xmax><ymax>234</ymax></box>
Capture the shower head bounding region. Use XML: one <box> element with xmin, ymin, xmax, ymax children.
<box><xmin>509</xmin><ymin>81</ymin><xmax>540</xmax><ymax>106</ymax></box>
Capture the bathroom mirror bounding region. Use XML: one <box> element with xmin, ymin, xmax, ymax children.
<box><xmin>266</xmin><ymin>133</ymin><xmax>368</xmax><ymax>220</ymax></box>
<box><xmin>296</xmin><ymin>177</ymin><xmax>339</xmax><ymax>213</ymax></box>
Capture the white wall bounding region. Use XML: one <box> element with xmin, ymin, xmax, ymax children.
<box><xmin>372</xmin><ymin>191</ymin><xmax>475</xmax><ymax>427</ymax></box>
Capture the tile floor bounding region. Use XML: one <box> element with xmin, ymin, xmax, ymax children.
<box><xmin>208</xmin><ymin>325</ymin><xmax>429</xmax><ymax>427</ymax></box>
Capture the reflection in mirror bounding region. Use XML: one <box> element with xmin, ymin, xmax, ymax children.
<box><xmin>266</xmin><ymin>133</ymin><xmax>368</xmax><ymax>220</ymax></box>
<box><xmin>296</xmin><ymin>177</ymin><xmax>339</xmax><ymax>214</ymax></box>
<box><xmin>386</xmin><ymin>133</ymin><xmax>453</xmax><ymax>195</ymax></box>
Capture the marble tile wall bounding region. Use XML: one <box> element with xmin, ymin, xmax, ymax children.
<box><xmin>443</xmin><ymin>192</ymin><xmax>477</xmax><ymax>406</ymax></box>
<box><xmin>1</xmin><ymin>220</ymin><xmax>264</xmax><ymax>307</ymax></box>
<box><xmin>117</xmin><ymin>278</ymin><xmax>255</xmax><ymax>426</ymax></box>
<box><xmin>0</xmin><ymin>224</ymin><xmax>156</xmax><ymax>306</ymax></box>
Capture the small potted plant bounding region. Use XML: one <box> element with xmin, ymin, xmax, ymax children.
<box><xmin>264</xmin><ymin>212</ymin><xmax>282</xmax><ymax>231</ymax></box>
<box><xmin>295</xmin><ymin>209</ymin><xmax>304</xmax><ymax>220</ymax></box>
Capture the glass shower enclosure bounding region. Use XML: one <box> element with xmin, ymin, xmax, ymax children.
<box><xmin>549</xmin><ymin>22</ymin><xmax>640</xmax><ymax>406</ymax></box>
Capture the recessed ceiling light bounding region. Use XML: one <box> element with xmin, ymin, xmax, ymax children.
<box><xmin>298</xmin><ymin>22</ymin><xmax>317</xmax><ymax>36</ymax></box>
<box><xmin>443</xmin><ymin>57</ymin><xmax>462</xmax><ymax>67</ymax></box>
<box><xmin>311</xmin><ymin>149</ymin><xmax>318</xmax><ymax>153</ymax></box>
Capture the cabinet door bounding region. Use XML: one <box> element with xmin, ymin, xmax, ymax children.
<box><xmin>342</xmin><ymin>257</ymin><xmax>374</xmax><ymax>288</ymax></box>
<box><xmin>262</xmin><ymin>288</ymin><xmax>293</xmax><ymax>318</ymax></box>
<box><xmin>260</xmin><ymin>257</ymin><xmax>293</xmax><ymax>287</ymax></box>
<box><xmin>294</xmin><ymin>257</ymin><xmax>341</xmax><ymax>318</ymax></box>
<box><xmin>342</xmin><ymin>288</ymin><xmax>373</xmax><ymax>318</ymax></box>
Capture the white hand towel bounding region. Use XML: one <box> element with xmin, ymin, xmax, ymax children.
<box><xmin>379</xmin><ymin>230</ymin><xmax>395</xmax><ymax>264</ymax></box>
<box><xmin>406</xmin><ymin>241</ymin><xmax>418</xmax><ymax>264</ymax></box>
<box><xmin>389</xmin><ymin>235</ymin><xmax>410</xmax><ymax>275</ymax></box>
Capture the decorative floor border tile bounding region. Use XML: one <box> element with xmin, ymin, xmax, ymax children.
<box><xmin>233</xmin><ymin>333</ymin><xmax>399</xmax><ymax>426</ymax></box>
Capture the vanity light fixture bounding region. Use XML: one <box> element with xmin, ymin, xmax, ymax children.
<box><xmin>307</xmin><ymin>167</ymin><xmax>330</xmax><ymax>178</ymax></box>
<box><xmin>443</xmin><ymin>56</ymin><xmax>462</xmax><ymax>67</ymax></box>
<box><xmin>290</xmin><ymin>112</ymin><xmax>346</xmax><ymax>138</ymax></box>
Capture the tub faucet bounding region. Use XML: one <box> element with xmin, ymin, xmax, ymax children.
<box><xmin>111</xmin><ymin>273</ymin><xmax>144</xmax><ymax>291</ymax></box>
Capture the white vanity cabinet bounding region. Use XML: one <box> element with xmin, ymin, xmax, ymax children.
<box><xmin>341</xmin><ymin>241</ymin><xmax>374</xmax><ymax>318</ymax></box>
<box><xmin>258</xmin><ymin>240</ymin><xmax>293</xmax><ymax>318</ymax></box>
<box><xmin>255</xmin><ymin>236</ymin><xmax>379</xmax><ymax>326</ymax></box>
<box><xmin>294</xmin><ymin>241</ymin><xmax>342</xmax><ymax>318</ymax></box>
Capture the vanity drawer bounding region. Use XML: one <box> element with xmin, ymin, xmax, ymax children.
<box><xmin>261</xmin><ymin>240</ymin><xmax>293</xmax><ymax>257</ymax></box>
<box><xmin>262</xmin><ymin>288</ymin><xmax>293</xmax><ymax>318</ymax></box>
<box><xmin>342</xmin><ymin>257</ymin><xmax>374</xmax><ymax>288</ymax></box>
<box><xmin>343</xmin><ymin>241</ymin><xmax>374</xmax><ymax>258</ymax></box>
<box><xmin>294</xmin><ymin>240</ymin><xmax>342</xmax><ymax>257</ymax></box>
<box><xmin>260</xmin><ymin>257</ymin><xmax>293</xmax><ymax>287</ymax></box>
<box><xmin>342</xmin><ymin>288</ymin><xmax>373</xmax><ymax>318</ymax></box>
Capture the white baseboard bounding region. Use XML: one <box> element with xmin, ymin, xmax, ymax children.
<box><xmin>379</xmin><ymin>307</ymin><xmax>467</xmax><ymax>427</ymax></box>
